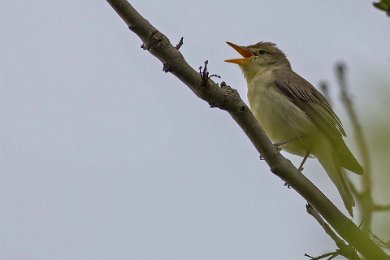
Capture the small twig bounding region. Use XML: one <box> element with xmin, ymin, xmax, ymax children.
<box><xmin>199</xmin><ymin>60</ymin><xmax>209</xmax><ymax>86</ymax></box>
<box><xmin>370</xmin><ymin>231</ymin><xmax>390</xmax><ymax>250</ymax></box>
<box><xmin>306</xmin><ymin>204</ymin><xmax>361</xmax><ymax>260</ymax></box>
<box><xmin>198</xmin><ymin>60</ymin><xmax>221</xmax><ymax>87</ymax></box>
<box><xmin>175</xmin><ymin>37</ymin><xmax>184</xmax><ymax>50</ymax></box>
<box><xmin>373</xmin><ymin>204</ymin><xmax>390</xmax><ymax>211</ymax></box>
<box><xmin>162</xmin><ymin>37</ymin><xmax>184</xmax><ymax>73</ymax></box>
<box><xmin>327</xmin><ymin>253</ymin><xmax>340</xmax><ymax>260</ymax></box>
<box><xmin>306</xmin><ymin>204</ymin><xmax>345</xmax><ymax>245</ymax></box>
<box><xmin>336</xmin><ymin>62</ymin><xmax>374</xmax><ymax>233</ymax></box>
<box><xmin>304</xmin><ymin>252</ymin><xmax>338</xmax><ymax>260</ymax></box>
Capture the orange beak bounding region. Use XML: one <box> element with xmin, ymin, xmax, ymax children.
<box><xmin>225</xmin><ymin>42</ymin><xmax>253</xmax><ymax>64</ymax></box>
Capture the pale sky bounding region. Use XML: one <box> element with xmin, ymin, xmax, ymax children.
<box><xmin>1</xmin><ymin>1</ymin><xmax>390</xmax><ymax>259</ymax></box>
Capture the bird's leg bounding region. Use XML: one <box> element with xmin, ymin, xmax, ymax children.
<box><xmin>275</xmin><ymin>135</ymin><xmax>310</xmax><ymax>172</ymax></box>
<box><xmin>298</xmin><ymin>151</ymin><xmax>311</xmax><ymax>172</ymax></box>
<box><xmin>273</xmin><ymin>135</ymin><xmax>306</xmax><ymax>151</ymax></box>
<box><xmin>284</xmin><ymin>151</ymin><xmax>310</xmax><ymax>188</ymax></box>
<box><xmin>260</xmin><ymin>139</ymin><xmax>290</xmax><ymax>159</ymax></box>
<box><xmin>262</xmin><ymin>135</ymin><xmax>307</xmax><ymax>161</ymax></box>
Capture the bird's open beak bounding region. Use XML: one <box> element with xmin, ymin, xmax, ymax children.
<box><xmin>225</xmin><ymin>42</ymin><xmax>253</xmax><ymax>64</ymax></box>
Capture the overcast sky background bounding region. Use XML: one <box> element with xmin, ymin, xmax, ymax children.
<box><xmin>1</xmin><ymin>1</ymin><xmax>390</xmax><ymax>259</ymax></box>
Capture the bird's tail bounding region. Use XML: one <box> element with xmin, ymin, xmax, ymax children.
<box><xmin>315</xmin><ymin>142</ymin><xmax>355</xmax><ymax>216</ymax></box>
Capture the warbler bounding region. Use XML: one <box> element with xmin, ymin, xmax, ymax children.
<box><xmin>225</xmin><ymin>41</ymin><xmax>363</xmax><ymax>215</ymax></box>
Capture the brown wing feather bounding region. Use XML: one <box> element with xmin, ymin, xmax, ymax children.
<box><xmin>273</xmin><ymin>69</ymin><xmax>363</xmax><ymax>174</ymax></box>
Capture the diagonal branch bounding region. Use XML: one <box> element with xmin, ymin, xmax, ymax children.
<box><xmin>106</xmin><ymin>1</ymin><xmax>389</xmax><ymax>259</ymax></box>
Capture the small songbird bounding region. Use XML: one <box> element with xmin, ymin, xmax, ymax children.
<box><xmin>225</xmin><ymin>41</ymin><xmax>364</xmax><ymax>215</ymax></box>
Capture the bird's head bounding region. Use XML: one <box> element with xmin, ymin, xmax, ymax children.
<box><xmin>225</xmin><ymin>41</ymin><xmax>291</xmax><ymax>82</ymax></box>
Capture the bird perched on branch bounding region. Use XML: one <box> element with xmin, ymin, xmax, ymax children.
<box><xmin>225</xmin><ymin>41</ymin><xmax>363</xmax><ymax>215</ymax></box>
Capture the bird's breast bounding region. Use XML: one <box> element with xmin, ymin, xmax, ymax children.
<box><xmin>247</xmin><ymin>77</ymin><xmax>319</xmax><ymax>156</ymax></box>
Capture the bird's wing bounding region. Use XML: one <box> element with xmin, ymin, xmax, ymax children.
<box><xmin>273</xmin><ymin>69</ymin><xmax>345</xmax><ymax>139</ymax></box>
<box><xmin>272</xmin><ymin>69</ymin><xmax>363</xmax><ymax>174</ymax></box>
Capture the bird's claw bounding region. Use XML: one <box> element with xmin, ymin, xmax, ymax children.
<box><xmin>273</xmin><ymin>142</ymin><xmax>283</xmax><ymax>152</ymax></box>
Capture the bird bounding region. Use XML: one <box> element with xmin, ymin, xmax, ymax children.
<box><xmin>225</xmin><ymin>41</ymin><xmax>364</xmax><ymax>216</ymax></box>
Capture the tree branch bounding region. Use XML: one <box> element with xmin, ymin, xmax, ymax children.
<box><xmin>336</xmin><ymin>63</ymin><xmax>375</xmax><ymax>233</ymax></box>
<box><xmin>306</xmin><ymin>204</ymin><xmax>361</xmax><ymax>260</ymax></box>
<box><xmin>373</xmin><ymin>204</ymin><xmax>390</xmax><ymax>212</ymax></box>
<box><xmin>373</xmin><ymin>0</ymin><xmax>390</xmax><ymax>16</ymax></box>
<box><xmin>106</xmin><ymin>1</ymin><xmax>389</xmax><ymax>258</ymax></box>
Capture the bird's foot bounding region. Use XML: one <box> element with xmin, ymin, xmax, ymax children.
<box><xmin>273</xmin><ymin>142</ymin><xmax>283</xmax><ymax>152</ymax></box>
<box><xmin>297</xmin><ymin>151</ymin><xmax>310</xmax><ymax>173</ymax></box>
<box><xmin>260</xmin><ymin>143</ymin><xmax>282</xmax><ymax>160</ymax></box>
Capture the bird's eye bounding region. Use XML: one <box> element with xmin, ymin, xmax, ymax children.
<box><xmin>258</xmin><ymin>49</ymin><xmax>266</xmax><ymax>55</ymax></box>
